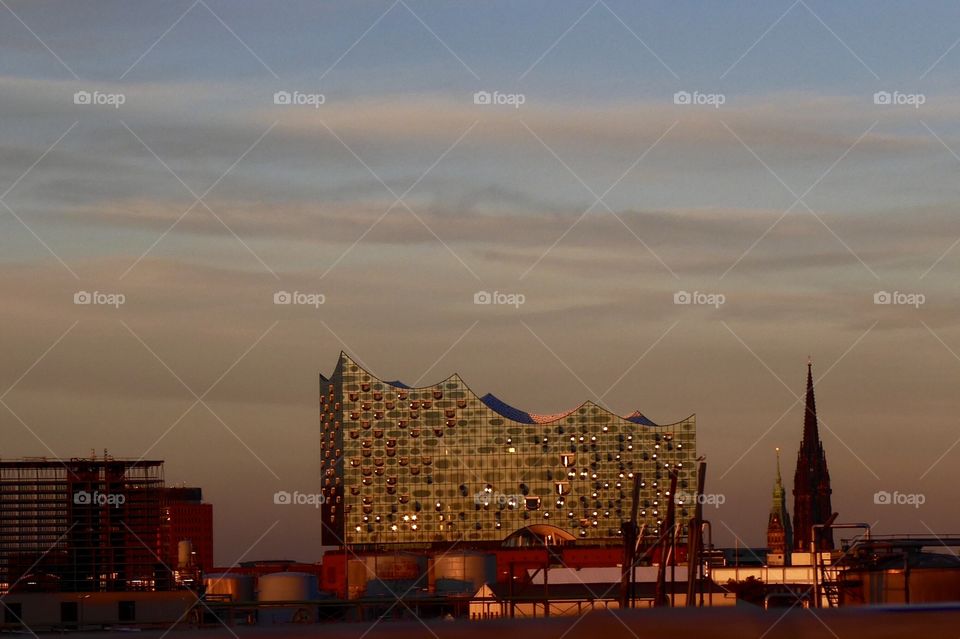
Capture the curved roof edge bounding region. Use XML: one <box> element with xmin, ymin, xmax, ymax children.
<box><xmin>480</xmin><ymin>393</ymin><xmax>533</xmax><ymax>423</ymax></box>
<box><xmin>332</xmin><ymin>352</ymin><xmax>694</xmax><ymax>428</ymax></box>
<box><xmin>625</xmin><ymin>410</ymin><xmax>658</xmax><ymax>426</ymax></box>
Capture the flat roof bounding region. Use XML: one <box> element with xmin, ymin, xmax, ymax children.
<box><xmin>0</xmin><ymin>458</ymin><xmax>164</xmax><ymax>468</ymax></box>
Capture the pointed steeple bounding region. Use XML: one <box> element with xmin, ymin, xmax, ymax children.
<box><xmin>802</xmin><ymin>357</ymin><xmax>819</xmax><ymax>450</ymax></box>
<box><xmin>771</xmin><ymin>448</ymin><xmax>784</xmax><ymax>512</ymax></box>
<box><xmin>767</xmin><ymin>448</ymin><xmax>792</xmax><ymax>561</ymax></box>
<box><xmin>792</xmin><ymin>359</ymin><xmax>834</xmax><ymax>551</ymax></box>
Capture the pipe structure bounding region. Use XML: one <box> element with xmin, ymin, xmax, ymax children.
<box><xmin>811</xmin><ymin>521</ymin><xmax>871</xmax><ymax>608</ymax></box>
<box><xmin>654</xmin><ymin>470</ymin><xmax>679</xmax><ymax>607</ymax></box>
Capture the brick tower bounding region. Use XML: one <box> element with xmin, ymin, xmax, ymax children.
<box><xmin>767</xmin><ymin>447</ymin><xmax>792</xmax><ymax>565</ymax></box>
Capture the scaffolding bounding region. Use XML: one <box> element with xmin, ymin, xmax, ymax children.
<box><xmin>0</xmin><ymin>457</ymin><xmax>170</xmax><ymax>593</ymax></box>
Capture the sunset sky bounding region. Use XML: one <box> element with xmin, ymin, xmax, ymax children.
<box><xmin>2</xmin><ymin>0</ymin><xmax>960</xmax><ymax>564</ymax></box>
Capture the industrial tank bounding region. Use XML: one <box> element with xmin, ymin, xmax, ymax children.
<box><xmin>428</xmin><ymin>551</ymin><xmax>496</xmax><ymax>594</ymax></box>
<box><xmin>258</xmin><ymin>572</ymin><xmax>319</xmax><ymax>601</ymax></box>
<box><xmin>204</xmin><ymin>573</ymin><xmax>255</xmax><ymax>602</ymax></box>
<box><xmin>346</xmin><ymin>559</ymin><xmax>369</xmax><ymax>600</ymax></box>
<box><xmin>839</xmin><ymin>552</ymin><xmax>960</xmax><ymax>605</ymax></box>
<box><xmin>257</xmin><ymin>572</ymin><xmax>319</xmax><ymax>624</ymax></box>
<box><xmin>177</xmin><ymin>540</ymin><xmax>194</xmax><ymax>569</ymax></box>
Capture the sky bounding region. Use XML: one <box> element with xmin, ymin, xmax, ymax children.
<box><xmin>2</xmin><ymin>0</ymin><xmax>960</xmax><ymax>564</ymax></box>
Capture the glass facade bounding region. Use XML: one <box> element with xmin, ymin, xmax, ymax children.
<box><xmin>0</xmin><ymin>459</ymin><xmax>168</xmax><ymax>593</ymax></box>
<box><xmin>320</xmin><ymin>353</ymin><xmax>696</xmax><ymax>547</ymax></box>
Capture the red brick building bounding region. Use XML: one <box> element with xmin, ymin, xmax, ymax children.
<box><xmin>162</xmin><ymin>487</ymin><xmax>214</xmax><ymax>574</ymax></box>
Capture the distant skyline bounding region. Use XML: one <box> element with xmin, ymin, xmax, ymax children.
<box><xmin>2</xmin><ymin>1</ymin><xmax>960</xmax><ymax>564</ymax></box>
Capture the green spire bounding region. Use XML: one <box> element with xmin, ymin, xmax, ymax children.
<box><xmin>771</xmin><ymin>447</ymin><xmax>785</xmax><ymax>515</ymax></box>
<box><xmin>767</xmin><ymin>446</ymin><xmax>794</xmax><ymax>555</ymax></box>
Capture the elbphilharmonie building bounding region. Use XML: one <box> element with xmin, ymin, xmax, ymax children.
<box><xmin>320</xmin><ymin>353</ymin><xmax>695</xmax><ymax>548</ymax></box>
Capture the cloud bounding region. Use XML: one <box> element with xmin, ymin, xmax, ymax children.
<box><xmin>53</xmin><ymin>192</ymin><xmax>960</xmax><ymax>283</ymax></box>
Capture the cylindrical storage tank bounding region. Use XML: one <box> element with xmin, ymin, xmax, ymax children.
<box><xmin>258</xmin><ymin>572</ymin><xmax>319</xmax><ymax>601</ymax></box>
<box><xmin>178</xmin><ymin>540</ymin><xmax>194</xmax><ymax>568</ymax></box>
<box><xmin>429</xmin><ymin>552</ymin><xmax>496</xmax><ymax>594</ymax></box>
<box><xmin>839</xmin><ymin>553</ymin><xmax>960</xmax><ymax>605</ymax></box>
<box><xmin>257</xmin><ymin>572</ymin><xmax>319</xmax><ymax>624</ymax></box>
<box><xmin>205</xmin><ymin>573</ymin><xmax>255</xmax><ymax>602</ymax></box>
<box><xmin>346</xmin><ymin>559</ymin><xmax>369</xmax><ymax>600</ymax></box>
<box><xmin>902</xmin><ymin>568</ymin><xmax>960</xmax><ymax>602</ymax></box>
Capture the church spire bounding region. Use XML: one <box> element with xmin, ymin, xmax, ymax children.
<box><xmin>802</xmin><ymin>358</ymin><xmax>819</xmax><ymax>450</ymax></box>
<box><xmin>793</xmin><ymin>359</ymin><xmax>834</xmax><ymax>551</ymax></box>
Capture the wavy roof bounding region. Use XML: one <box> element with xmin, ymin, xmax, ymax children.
<box><xmin>479</xmin><ymin>393</ymin><xmax>533</xmax><ymax>423</ymax></box>
<box><xmin>624</xmin><ymin>410</ymin><xmax>658</xmax><ymax>426</ymax></box>
<box><xmin>334</xmin><ymin>352</ymin><xmax>687</xmax><ymax>428</ymax></box>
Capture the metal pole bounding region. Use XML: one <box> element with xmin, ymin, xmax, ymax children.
<box><xmin>811</xmin><ymin>532</ymin><xmax>819</xmax><ymax>608</ymax></box>
<box><xmin>671</xmin><ymin>523</ymin><xmax>679</xmax><ymax>607</ymax></box>
<box><xmin>622</xmin><ymin>473</ymin><xmax>642</xmax><ymax>609</ymax></box>
<box><xmin>543</xmin><ymin>543</ymin><xmax>549</xmax><ymax>618</ymax></box>
<box><xmin>654</xmin><ymin>470</ymin><xmax>678</xmax><ymax>607</ymax></box>
<box><xmin>509</xmin><ymin>561</ymin><xmax>514</xmax><ymax>619</ymax></box>
<box><xmin>903</xmin><ymin>553</ymin><xmax>910</xmax><ymax>605</ymax></box>
<box><xmin>686</xmin><ymin>462</ymin><xmax>706</xmax><ymax>606</ymax></box>
<box><xmin>702</xmin><ymin>520</ymin><xmax>713</xmax><ymax>607</ymax></box>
